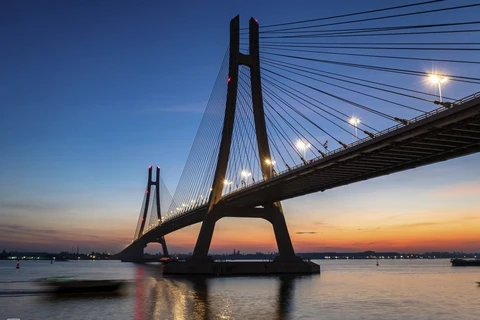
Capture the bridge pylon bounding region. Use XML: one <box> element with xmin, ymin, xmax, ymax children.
<box><xmin>124</xmin><ymin>166</ymin><xmax>169</xmax><ymax>261</ymax></box>
<box><xmin>190</xmin><ymin>16</ymin><xmax>301</xmax><ymax>263</ymax></box>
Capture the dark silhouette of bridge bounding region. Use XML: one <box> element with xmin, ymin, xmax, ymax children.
<box><xmin>117</xmin><ymin>3</ymin><xmax>480</xmax><ymax>273</ymax></box>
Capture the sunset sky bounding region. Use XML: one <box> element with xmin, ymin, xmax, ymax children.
<box><xmin>1</xmin><ymin>0</ymin><xmax>479</xmax><ymax>255</ymax></box>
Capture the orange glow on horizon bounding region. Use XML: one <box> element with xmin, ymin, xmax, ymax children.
<box><xmin>2</xmin><ymin>208</ymin><xmax>479</xmax><ymax>254</ymax></box>
<box><xmin>2</xmin><ymin>176</ymin><xmax>479</xmax><ymax>254</ymax></box>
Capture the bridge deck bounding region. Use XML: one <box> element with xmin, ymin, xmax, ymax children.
<box><xmin>223</xmin><ymin>94</ymin><xmax>480</xmax><ymax>207</ymax></box>
<box><xmin>126</xmin><ymin>94</ymin><xmax>480</xmax><ymax>249</ymax></box>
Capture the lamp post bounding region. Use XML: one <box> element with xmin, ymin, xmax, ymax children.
<box><xmin>265</xmin><ymin>159</ymin><xmax>276</xmax><ymax>178</ymax></box>
<box><xmin>349</xmin><ymin>117</ymin><xmax>361</xmax><ymax>139</ymax></box>
<box><xmin>223</xmin><ymin>179</ymin><xmax>232</xmax><ymax>192</ymax></box>
<box><xmin>428</xmin><ymin>74</ymin><xmax>448</xmax><ymax>102</ymax></box>
<box><xmin>240</xmin><ymin>170</ymin><xmax>251</xmax><ymax>187</ymax></box>
<box><xmin>296</xmin><ymin>140</ymin><xmax>311</xmax><ymax>159</ymax></box>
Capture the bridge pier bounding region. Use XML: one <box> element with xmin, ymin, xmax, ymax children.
<box><xmin>268</xmin><ymin>205</ymin><xmax>302</xmax><ymax>263</ymax></box>
<box><xmin>163</xmin><ymin>203</ymin><xmax>316</xmax><ymax>275</ymax></box>
<box><xmin>190</xmin><ymin>213</ymin><xmax>216</xmax><ymax>262</ymax></box>
<box><xmin>190</xmin><ymin>204</ymin><xmax>300</xmax><ymax>262</ymax></box>
<box><xmin>118</xmin><ymin>240</ymin><xmax>146</xmax><ymax>263</ymax></box>
<box><xmin>158</xmin><ymin>237</ymin><xmax>169</xmax><ymax>257</ymax></box>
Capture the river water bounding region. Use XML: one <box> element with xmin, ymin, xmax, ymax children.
<box><xmin>0</xmin><ymin>259</ymin><xmax>478</xmax><ymax>319</ymax></box>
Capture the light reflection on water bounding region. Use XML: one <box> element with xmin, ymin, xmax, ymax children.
<box><xmin>134</xmin><ymin>268</ymin><xmax>298</xmax><ymax>320</ymax></box>
<box><xmin>0</xmin><ymin>259</ymin><xmax>479</xmax><ymax>319</ymax></box>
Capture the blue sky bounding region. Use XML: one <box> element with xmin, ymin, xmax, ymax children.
<box><xmin>1</xmin><ymin>0</ymin><xmax>479</xmax><ymax>254</ymax></box>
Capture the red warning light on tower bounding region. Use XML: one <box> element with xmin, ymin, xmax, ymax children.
<box><xmin>228</xmin><ymin>76</ymin><xmax>231</xmax><ymax>83</ymax></box>
<box><xmin>255</xmin><ymin>18</ymin><xmax>258</xmax><ymax>22</ymax></box>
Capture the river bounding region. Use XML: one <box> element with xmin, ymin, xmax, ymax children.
<box><xmin>1</xmin><ymin>259</ymin><xmax>478</xmax><ymax>319</ymax></box>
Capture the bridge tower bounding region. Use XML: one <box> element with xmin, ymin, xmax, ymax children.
<box><xmin>191</xmin><ymin>16</ymin><xmax>301</xmax><ymax>263</ymax></box>
<box><xmin>123</xmin><ymin>166</ymin><xmax>169</xmax><ymax>262</ymax></box>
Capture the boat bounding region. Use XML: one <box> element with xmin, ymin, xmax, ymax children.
<box><xmin>159</xmin><ymin>256</ymin><xmax>180</xmax><ymax>264</ymax></box>
<box><xmin>39</xmin><ymin>277</ymin><xmax>126</xmax><ymax>294</ymax></box>
<box><xmin>450</xmin><ymin>258</ymin><xmax>480</xmax><ymax>267</ymax></box>
<box><xmin>54</xmin><ymin>257</ymin><xmax>69</xmax><ymax>261</ymax></box>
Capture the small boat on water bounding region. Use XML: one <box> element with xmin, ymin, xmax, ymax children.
<box><xmin>39</xmin><ymin>277</ymin><xmax>126</xmax><ymax>294</ymax></box>
<box><xmin>159</xmin><ymin>256</ymin><xmax>181</xmax><ymax>264</ymax></box>
<box><xmin>451</xmin><ymin>258</ymin><xmax>480</xmax><ymax>267</ymax></box>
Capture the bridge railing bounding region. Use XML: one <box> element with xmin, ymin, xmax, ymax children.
<box><xmin>453</xmin><ymin>91</ymin><xmax>480</xmax><ymax>105</ymax></box>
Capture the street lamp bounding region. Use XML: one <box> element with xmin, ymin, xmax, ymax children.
<box><xmin>223</xmin><ymin>179</ymin><xmax>232</xmax><ymax>192</ymax></box>
<box><xmin>240</xmin><ymin>170</ymin><xmax>251</xmax><ymax>187</ymax></box>
<box><xmin>296</xmin><ymin>140</ymin><xmax>311</xmax><ymax>159</ymax></box>
<box><xmin>349</xmin><ymin>117</ymin><xmax>361</xmax><ymax>139</ymax></box>
<box><xmin>265</xmin><ymin>159</ymin><xmax>276</xmax><ymax>178</ymax></box>
<box><xmin>428</xmin><ymin>74</ymin><xmax>448</xmax><ymax>102</ymax></box>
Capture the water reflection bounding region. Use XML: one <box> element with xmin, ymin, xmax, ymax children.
<box><xmin>146</xmin><ymin>276</ymin><xmax>211</xmax><ymax>320</ymax></box>
<box><xmin>188</xmin><ymin>277</ymin><xmax>211</xmax><ymax>320</ymax></box>
<box><xmin>134</xmin><ymin>267</ymin><xmax>145</xmax><ymax>320</ymax></box>
<box><xmin>137</xmin><ymin>264</ymin><xmax>300</xmax><ymax>320</ymax></box>
<box><xmin>276</xmin><ymin>276</ymin><xmax>296</xmax><ymax>319</ymax></box>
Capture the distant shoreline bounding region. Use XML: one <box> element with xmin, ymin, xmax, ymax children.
<box><xmin>1</xmin><ymin>250</ymin><xmax>478</xmax><ymax>261</ymax></box>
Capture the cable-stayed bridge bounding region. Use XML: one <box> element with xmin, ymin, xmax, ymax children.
<box><xmin>117</xmin><ymin>1</ymin><xmax>480</xmax><ymax>271</ymax></box>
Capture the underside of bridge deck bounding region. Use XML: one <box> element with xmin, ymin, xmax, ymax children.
<box><xmin>223</xmin><ymin>98</ymin><xmax>480</xmax><ymax>207</ymax></box>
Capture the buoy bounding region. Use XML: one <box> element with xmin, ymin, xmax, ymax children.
<box><xmin>16</xmin><ymin>260</ymin><xmax>20</xmax><ymax>269</ymax></box>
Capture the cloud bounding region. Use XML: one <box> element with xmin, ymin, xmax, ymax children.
<box><xmin>305</xmin><ymin>246</ymin><xmax>358</xmax><ymax>252</ymax></box>
<box><xmin>357</xmin><ymin>227</ymin><xmax>381</xmax><ymax>232</ymax></box>
<box><xmin>312</xmin><ymin>221</ymin><xmax>337</xmax><ymax>229</ymax></box>
<box><xmin>296</xmin><ymin>231</ymin><xmax>317</xmax><ymax>235</ymax></box>
<box><xmin>430</xmin><ymin>181</ymin><xmax>480</xmax><ymax>198</ymax></box>
<box><xmin>397</xmin><ymin>222</ymin><xmax>440</xmax><ymax>228</ymax></box>
<box><xmin>0</xmin><ymin>224</ymin><xmax>98</xmax><ymax>239</ymax></box>
<box><xmin>0</xmin><ymin>199</ymin><xmax>67</xmax><ymax>214</ymax></box>
<box><xmin>461</xmin><ymin>215</ymin><xmax>480</xmax><ymax>221</ymax></box>
<box><xmin>385</xmin><ymin>216</ymin><xmax>480</xmax><ymax>231</ymax></box>
<box><xmin>0</xmin><ymin>223</ymin><xmax>132</xmax><ymax>253</ymax></box>
<box><xmin>0</xmin><ymin>201</ymin><xmax>41</xmax><ymax>211</ymax></box>
<box><xmin>387</xmin><ymin>215</ymin><xmax>401</xmax><ymax>220</ymax></box>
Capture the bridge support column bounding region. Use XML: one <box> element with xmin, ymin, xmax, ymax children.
<box><xmin>191</xmin><ymin>204</ymin><xmax>300</xmax><ymax>262</ymax></box>
<box><xmin>154</xmin><ymin>166</ymin><xmax>170</xmax><ymax>258</ymax></box>
<box><xmin>118</xmin><ymin>241</ymin><xmax>146</xmax><ymax>263</ymax></box>
<box><xmin>158</xmin><ymin>237</ymin><xmax>169</xmax><ymax>257</ymax></box>
<box><xmin>191</xmin><ymin>214</ymin><xmax>217</xmax><ymax>262</ymax></box>
<box><xmin>166</xmin><ymin>204</ymin><xmax>317</xmax><ymax>275</ymax></box>
<box><xmin>268</xmin><ymin>206</ymin><xmax>300</xmax><ymax>262</ymax></box>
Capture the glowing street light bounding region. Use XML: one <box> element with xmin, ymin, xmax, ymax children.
<box><xmin>265</xmin><ymin>159</ymin><xmax>275</xmax><ymax>165</ymax></box>
<box><xmin>349</xmin><ymin>117</ymin><xmax>361</xmax><ymax>139</ymax></box>
<box><xmin>296</xmin><ymin>140</ymin><xmax>311</xmax><ymax>159</ymax></box>
<box><xmin>223</xmin><ymin>179</ymin><xmax>232</xmax><ymax>192</ymax></box>
<box><xmin>265</xmin><ymin>159</ymin><xmax>276</xmax><ymax>178</ymax></box>
<box><xmin>428</xmin><ymin>74</ymin><xmax>448</xmax><ymax>102</ymax></box>
<box><xmin>240</xmin><ymin>170</ymin><xmax>251</xmax><ymax>187</ymax></box>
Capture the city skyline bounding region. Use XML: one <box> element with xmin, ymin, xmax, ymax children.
<box><xmin>1</xmin><ymin>0</ymin><xmax>479</xmax><ymax>255</ymax></box>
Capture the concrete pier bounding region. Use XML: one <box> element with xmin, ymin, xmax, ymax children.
<box><xmin>162</xmin><ymin>260</ymin><xmax>320</xmax><ymax>276</ymax></box>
